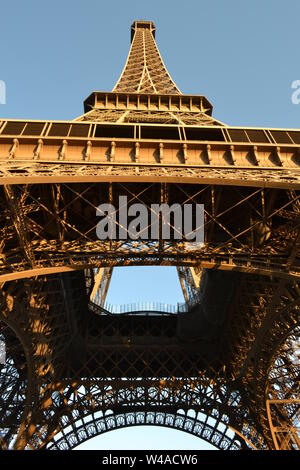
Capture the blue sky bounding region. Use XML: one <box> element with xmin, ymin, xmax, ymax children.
<box><xmin>1</xmin><ymin>0</ymin><xmax>299</xmax><ymax>451</ymax></box>
<box><xmin>1</xmin><ymin>0</ymin><xmax>300</xmax><ymax>127</ymax></box>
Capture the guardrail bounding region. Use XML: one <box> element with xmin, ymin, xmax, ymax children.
<box><xmin>89</xmin><ymin>298</ymin><xmax>198</xmax><ymax>315</ymax></box>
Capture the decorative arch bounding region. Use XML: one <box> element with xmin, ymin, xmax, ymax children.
<box><xmin>46</xmin><ymin>410</ymin><xmax>251</xmax><ymax>451</ymax></box>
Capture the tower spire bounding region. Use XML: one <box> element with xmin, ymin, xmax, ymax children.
<box><xmin>113</xmin><ymin>20</ymin><xmax>181</xmax><ymax>95</ymax></box>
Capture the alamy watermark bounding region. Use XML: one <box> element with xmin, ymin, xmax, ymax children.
<box><xmin>96</xmin><ymin>196</ymin><xmax>204</xmax><ymax>244</ymax></box>
<box><xmin>291</xmin><ymin>80</ymin><xmax>300</xmax><ymax>104</ymax></box>
<box><xmin>0</xmin><ymin>80</ymin><xmax>6</xmax><ymax>105</ymax></box>
<box><xmin>0</xmin><ymin>339</ymin><xmax>6</xmax><ymax>364</ymax></box>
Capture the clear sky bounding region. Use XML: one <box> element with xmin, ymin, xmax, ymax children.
<box><xmin>1</xmin><ymin>0</ymin><xmax>299</xmax><ymax>451</ymax></box>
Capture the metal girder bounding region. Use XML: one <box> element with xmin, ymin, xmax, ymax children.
<box><xmin>3</xmin><ymin>185</ymin><xmax>36</xmax><ymax>268</ymax></box>
<box><xmin>0</xmin><ymin>142</ymin><xmax>300</xmax><ymax>175</ymax></box>
<box><xmin>267</xmin><ymin>399</ymin><xmax>300</xmax><ymax>450</ymax></box>
<box><xmin>0</xmin><ymin>182</ymin><xmax>299</xmax><ymax>282</ymax></box>
<box><xmin>90</xmin><ymin>267</ymin><xmax>113</xmax><ymax>306</ymax></box>
<box><xmin>177</xmin><ymin>266</ymin><xmax>202</xmax><ymax>303</ymax></box>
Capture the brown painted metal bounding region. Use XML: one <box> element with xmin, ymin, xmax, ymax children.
<box><xmin>0</xmin><ymin>20</ymin><xmax>299</xmax><ymax>450</ymax></box>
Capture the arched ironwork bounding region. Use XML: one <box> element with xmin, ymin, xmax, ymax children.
<box><xmin>47</xmin><ymin>410</ymin><xmax>248</xmax><ymax>451</ymax></box>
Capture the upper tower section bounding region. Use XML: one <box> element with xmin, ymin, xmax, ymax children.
<box><xmin>78</xmin><ymin>20</ymin><xmax>215</xmax><ymax>124</ymax></box>
<box><xmin>113</xmin><ymin>20</ymin><xmax>181</xmax><ymax>95</ymax></box>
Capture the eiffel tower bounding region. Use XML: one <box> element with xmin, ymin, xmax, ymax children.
<box><xmin>0</xmin><ymin>20</ymin><xmax>299</xmax><ymax>450</ymax></box>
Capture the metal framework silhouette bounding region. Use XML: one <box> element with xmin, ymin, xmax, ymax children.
<box><xmin>0</xmin><ymin>20</ymin><xmax>299</xmax><ymax>450</ymax></box>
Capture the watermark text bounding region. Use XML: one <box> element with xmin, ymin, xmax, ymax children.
<box><xmin>96</xmin><ymin>196</ymin><xmax>204</xmax><ymax>244</ymax></box>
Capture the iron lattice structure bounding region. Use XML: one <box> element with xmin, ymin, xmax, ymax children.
<box><xmin>0</xmin><ymin>20</ymin><xmax>299</xmax><ymax>450</ymax></box>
